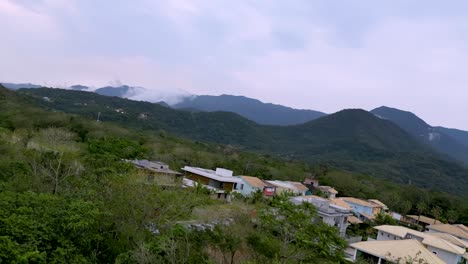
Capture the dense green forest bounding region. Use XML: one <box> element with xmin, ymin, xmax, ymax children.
<box><xmin>17</xmin><ymin>87</ymin><xmax>468</xmax><ymax>196</ymax></box>
<box><xmin>1</xmin><ymin>85</ymin><xmax>468</xmax><ymax>262</ymax></box>
<box><xmin>1</xmin><ymin>86</ymin><xmax>350</xmax><ymax>263</ymax></box>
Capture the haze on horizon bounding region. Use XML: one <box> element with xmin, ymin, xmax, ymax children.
<box><xmin>1</xmin><ymin>0</ymin><xmax>468</xmax><ymax>130</ymax></box>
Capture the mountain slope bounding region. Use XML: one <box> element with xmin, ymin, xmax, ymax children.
<box><xmin>173</xmin><ymin>94</ymin><xmax>326</xmax><ymax>125</ymax></box>
<box><xmin>371</xmin><ymin>106</ymin><xmax>468</xmax><ymax>164</ymax></box>
<box><xmin>1</xmin><ymin>82</ymin><xmax>43</xmax><ymax>90</ymax></box>
<box><xmin>434</xmin><ymin>127</ymin><xmax>468</xmax><ymax>147</ymax></box>
<box><xmin>17</xmin><ymin>88</ymin><xmax>468</xmax><ymax>195</ymax></box>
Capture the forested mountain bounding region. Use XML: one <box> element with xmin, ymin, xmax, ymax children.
<box><xmin>173</xmin><ymin>94</ymin><xmax>326</xmax><ymax>125</ymax></box>
<box><xmin>371</xmin><ymin>106</ymin><xmax>468</xmax><ymax>164</ymax></box>
<box><xmin>1</xmin><ymin>82</ymin><xmax>42</xmax><ymax>90</ymax></box>
<box><xmin>1</xmin><ymin>84</ymin><xmax>468</xmax><ymax>263</ymax></box>
<box><xmin>17</xmin><ymin>88</ymin><xmax>468</xmax><ymax>196</ymax></box>
<box><xmin>435</xmin><ymin>126</ymin><xmax>468</xmax><ymax>147</ymax></box>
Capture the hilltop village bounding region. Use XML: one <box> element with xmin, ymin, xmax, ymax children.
<box><xmin>131</xmin><ymin>159</ymin><xmax>468</xmax><ymax>264</ymax></box>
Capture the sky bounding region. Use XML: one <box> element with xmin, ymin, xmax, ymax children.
<box><xmin>1</xmin><ymin>0</ymin><xmax>468</xmax><ymax>129</ymax></box>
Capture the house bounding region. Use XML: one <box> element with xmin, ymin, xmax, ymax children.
<box><xmin>236</xmin><ymin>176</ymin><xmax>267</xmax><ymax>197</ymax></box>
<box><xmin>350</xmin><ymin>239</ymin><xmax>445</xmax><ymax>264</ymax></box>
<box><xmin>374</xmin><ymin>225</ymin><xmax>467</xmax><ymax>264</ymax></box>
<box><xmin>340</xmin><ymin>197</ymin><xmax>387</xmax><ymax>221</ymax></box>
<box><xmin>266</xmin><ymin>180</ymin><xmax>308</xmax><ymax>196</ymax></box>
<box><xmin>129</xmin><ymin>160</ymin><xmax>182</xmax><ymax>186</ymax></box>
<box><xmin>427</xmin><ymin>224</ymin><xmax>468</xmax><ymax>243</ymax></box>
<box><xmin>290</xmin><ymin>195</ymin><xmax>352</xmax><ymax>237</ymax></box>
<box><xmin>329</xmin><ymin>198</ymin><xmax>363</xmax><ymax>225</ymax></box>
<box><xmin>316</xmin><ymin>186</ymin><xmax>338</xmax><ymax>198</ymax></box>
<box><xmin>303</xmin><ymin>178</ymin><xmax>338</xmax><ymax>198</ymax></box>
<box><xmin>181</xmin><ymin>166</ymin><xmax>243</xmax><ymax>202</ymax></box>
<box><xmin>303</xmin><ymin>178</ymin><xmax>319</xmax><ymax>188</ymax></box>
<box><xmin>403</xmin><ymin>215</ymin><xmax>442</xmax><ymax>227</ymax></box>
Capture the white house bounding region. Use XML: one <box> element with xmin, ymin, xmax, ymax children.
<box><xmin>351</xmin><ymin>239</ymin><xmax>446</xmax><ymax>264</ymax></box>
<box><xmin>181</xmin><ymin>166</ymin><xmax>243</xmax><ymax>202</ymax></box>
<box><xmin>236</xmin><ymin>176</ymin><xmax>266</xmax><ymax>196</ymax></box>
<box><xmin>290</xmin><ymin>195</ymin><xmax>352</xmax><ymax>237</ymax></box>
<box><xmin>374</xmin><ymin>225</ymin><xmax>467</xmax><ymax>264</ymax></box>
<box><xmin>266</xmin><ymin>180</ymin><xmax>308</xmax><ymax>196</ymax></box>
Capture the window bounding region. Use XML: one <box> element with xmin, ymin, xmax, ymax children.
<box><xmin>432</xmin><ymin>252</ymin><xmax>437</xmax><ymax>255</ymax></box>
<box><xmin>240</xmin><ymin>184</ymin><xmax>244</xmax><ymax>190</ymax></box>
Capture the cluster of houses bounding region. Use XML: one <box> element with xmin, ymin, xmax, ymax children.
<box><xmin>129</xmin><ymin>160</ymin><xmax>388</xmax><ymax>236</ymax></box>
<box><xmin>349</xmin><ymin>224</ymin><xmax>468</xmax><ymax>263</ymax></box>
<box><xmin>128</xmin><ymin>160</ymin><xmax>468</xmax><ymax>263</ymax></box>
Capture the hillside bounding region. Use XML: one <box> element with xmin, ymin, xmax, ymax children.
<box><xmin>173</xmin><ymin>94</ymin><xmax>326</xmax><ymax>125</ymax></box>
<box><xmin>371</xmin><ymin>106</ymin><xmax>468</xmax><ymax>164</ymax></box>
<box><xmin>435</xmin><ymin>126</ymin><xmax>468</xmax><ymax>147</ymax></box>
<box><xmin>17</xmin><ymin>88</ymin><xmax>468</xmax><ymax>196</ymax></box>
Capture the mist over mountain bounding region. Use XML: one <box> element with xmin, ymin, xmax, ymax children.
<box><xmin>173</xmin><ymin>94</ymin><xmax>326</xmax><ymax>125</ymax></box>
<box><xmin>70</xmin><ymin>85</ymin><xmax>89</xmax><ymax>91</ymax></box>
<box><xmin>371</xmin><ymin>106</ymin><xmax>468</xmax><ymax>164</ymax></box>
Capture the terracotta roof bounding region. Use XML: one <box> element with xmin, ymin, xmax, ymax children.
<box><xmin>428</xmin><ymin>224</ymin><xmax>468</xmax><ymax>240</ymax></box>
<box><xmin>406</xmin><ymin>215</ymin><xmax>441</xmax><ymax>225</ymax></box>
<box><xmin>348</xmin><ymin>215</ymin><xmax>363</xmax><ymax>224</ymax></box>
<box><xmin>351</xmin><ymin>239</ymin><xmax>445</xmax><ymax>264</ymax></box>
<box><xmin>342</xmin><ymin>197</ymin><xmax>377</xmax><ymax>208</ymax></box>
<box><xmin>240</xmin><ymin>176</ymin><xmax>266</xmax><ymax>188</ymax></box>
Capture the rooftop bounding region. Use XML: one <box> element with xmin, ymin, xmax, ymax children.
<box><xmin>375</xmin><ymin>225</ymin><xmax>466</xmax><ymax>255</ymax></box>
<box><xmin>182</xmin><ymin>166</ymin><xmax>242</xmax><ymax>184</ymax></box>
<box><xmin>368</xmin><ymin>199</ymin><xmax>388</xmax><ymax>209</ymax></box>
<box><xmin>129</xmin><ymin>159</ymin><xmax>181</xmax><ymax>175</ymax></box>
<box><xmin>239</xmin><ymin>176</ymin><xmax>266</xmax><ymax>188</ymax></box>
<box><xmin>406</xmin><ymin>215</ymin><xmax>441</xmax><ymax>225</ymax></box>
<box><xmin>351</xmin><ymin>239</ymin><xmax>445</xmax><ymax>264</ymax></box>
<box><xmin>341</xmin><ymin>197</ymin><xmax>378</xmax><ymax>208</ymax></box>
<box><xmin>317</xmin><ymin>186</ymin><xmax>338</xmax><ymax>194</ymax></box>
<box><xmin>266</xmin><ymin>180</ymin><xmax>308</xmax><ymax>192</ymax></box>
<box><xmin>429</xmin><ymin>232</ymin><xmax>468</xmax><ymax>248</ymax></box>
<box><xmin>428</xmin><ymin>224</ymin><xmax>468</xmax><ymax>240</ymax></box>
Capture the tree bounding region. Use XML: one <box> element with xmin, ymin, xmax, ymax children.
<box><xmin>430</xmin><ymin>206</ymin><xmax>443</xmax><ymax>223</ymax></box>
<box><xmin>400</xmin><ymin>200</ymin><xmax>412</xmax><ymax>216</ymax></box>
<box><xmin>446</xmin><ymin>210</ymin><xmax>459</xmax><ymax>224</ymax></box>
<box><xmin>252</xmin><ymin>194</ymin><xmax>346</xmax><ymax>263</ymax></box>
<box><xmin>416</xmin><ymin>201</ymin><xmax>428</xmax><ymax>223</ymax></box>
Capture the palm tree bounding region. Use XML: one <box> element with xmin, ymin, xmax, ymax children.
<box><xmin>416</xmin><ymin>201</ymin><xmax>427</xmax><ymax>223</ymax></box>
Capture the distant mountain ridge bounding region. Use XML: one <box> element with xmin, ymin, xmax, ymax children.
<box><xmin>1</xmin><ymin>82</ymin><xmax>43</xmax><ymax>90</ymax></box>
<box><xmin>371</xmin><ymin>106</ymin><xmax>468</xmax><ymax>164</ymax></box>
<box><xmin>15</xmin><ymin>87</ymin><xmax>468</xmax><ymax>196</ymax></box>
<box><xmin>173</xmin><ymin>94</ymin><xmax>326</xmax><ymax>125</ymax></box>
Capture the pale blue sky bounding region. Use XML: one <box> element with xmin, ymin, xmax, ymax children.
<box><xmin>1</xmin><ymin>0</ymin><xmax>468</xmax><ymax>129</ymax></box>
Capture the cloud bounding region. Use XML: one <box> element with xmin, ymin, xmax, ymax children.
<box><xmin>2</xmin><ymin>0</ymin><xmax>468</xmax><ymax>129</ymax></box>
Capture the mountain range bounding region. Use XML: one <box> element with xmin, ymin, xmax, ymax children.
<box><xmin>4</xmin><ymin>82</ymin><xmax>468</xmax><ymax>165</ymax></box>
<box><xmin>371</xmin><ymin>106</ymin><xmax>468</xmax><ymax>164</ymax></box>
<box><xmin>173</xmin><ymin>94</ymin><xmax>327</xmax><ymax>125</ymax></box>
<box><xmin>13</xmin><ymin>86</ymin><xmax>468</xmax><ymax>196</ymax></box>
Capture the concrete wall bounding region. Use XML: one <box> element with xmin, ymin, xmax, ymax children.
<box><xmin>237</xmin><ymin>179</ymin><xmax>260</xmax><ymax>196</ymax></box>
<box><xmin>426</xmin><ymin>246</ymin><xmax>461</xmax><ymax>264</ymax></box>
<box><xmin>376</xmin><ymin>231</ymin><xmax>402</xmax><ymax>241</ymax></box>
<box><xmin>347</xmin><ymin>202</ymin><xmax>373</xmax><ymax>216</ymax></box>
